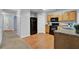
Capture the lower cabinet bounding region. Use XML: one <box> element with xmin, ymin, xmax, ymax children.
<box><xmin>54</xmin><ymin>33</ymin><xmax>79</xmax><ymax>49</ymax></box>
<box><xmin>45</xmin><ymin>25</ymin><xmax>49</xmax><ymax>34</ymax></box>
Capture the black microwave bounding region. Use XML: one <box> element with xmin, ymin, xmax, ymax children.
<box><xmin>51</xmin><ymin>17</ymin><xmax>58</xmax><ymax>22</ymax></box>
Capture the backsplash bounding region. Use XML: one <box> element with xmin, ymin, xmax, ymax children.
<box><xmin>46</xmin><ymin>21</ymin><xmax>77</xmax><ymax>30</ymax></box>
<box><xmin>58</xmin><ymin>21</ymin><xmax>76</xmax><ymax>30</ymax></box>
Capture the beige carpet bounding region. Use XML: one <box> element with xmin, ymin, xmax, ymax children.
<box><xmin>2</xmin><ymin>31</ymin><xmax>31</xmax><ymax>49</ymax></box>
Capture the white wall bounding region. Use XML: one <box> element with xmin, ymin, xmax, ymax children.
<box><xmin>20</xmin><ymin>9</ymin><xmax>30</xmax><ymax>38</ymax></box>
<box><xmin>37</xmin><ymin>12</ymin><xmax>46</xmax><ymax>33</ymax></box>
<box><xmin>0</xmin><ymin>14</ymin><xmax>3</xmax><ymax>46</ymax></box>
<box><xmin>77</xmin><ymin>10</ymin><xmax>79</xmax><ymax>24</ymax></box>
<box><xmin>16</xmin><ymin>10</ymin><xmax>21</xmax><ymax>35</ymax></box>
<box><xmin>16</xmin><ymin>9</ymin><xmax>30</xmax><ymax>38</ymax></box>
<box><xmin>30</xmin><ymin>12</ymin><xmax>37</xmax><ymax>17</ymax></box>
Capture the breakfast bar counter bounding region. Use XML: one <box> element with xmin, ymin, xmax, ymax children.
<box><xmin>54</xmin><ymin>29</ymin><xmax>79</xmax><ymax>49</ymax></box>
<box><xmin>54</xmin><ymin>29</ymin><xmax>79</xmax><ymax>37</ymax></box>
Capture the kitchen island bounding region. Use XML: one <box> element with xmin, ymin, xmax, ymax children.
<box><xmin>54</xmin><ymin>29</ymin><xmax>79</xmax><ymax>49</ymax></box>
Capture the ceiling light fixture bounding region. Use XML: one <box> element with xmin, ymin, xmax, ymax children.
<box><xmin>43</xmin><ymin>9</ymin><xmax>47</xmax><ymax>10</ymax></box>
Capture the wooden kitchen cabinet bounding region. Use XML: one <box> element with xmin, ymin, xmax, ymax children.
<box><xmin>47</xmin><ymin>15</ymin><xmax>63</xmax><ymax>22</ymax></box>
<box><xmin>47</xmin><ymin>10</ymin><xmax>76</xmax><ymax>22</ymax></box>
<box><xmin>63</xmin><ymin>12</ymin><xmax>69</xmax><ymax>21</ymax></box>
<box><xmin>68</xmin><ymin>11</ymin><xmax>76</xmax><ymax>21</ymax></box>
<box><xmin>54</xmin><ymin>33</ymin><xmax>70</xmax><ymax>49</ymax></box>
<box><xmin>45</xmin><ymin>25</ymin><xmax>50</xmax><ymax>34</ymax></box>
<box><xmin>46</xmin><ymin>15</ymin><xmax>53</xmax><ymax>34</ymax></box>
<box><xmin>63</xmin><ymin>11</ymin><xmax>76</xmax><ymax>21</ymax></box>
<box><xmin>58</xmin><ymin>15</ymin><xmax>63</xmax><ymax>21</ymax></box>
<box><xmin>47</xmin><ymin>15</ymin><xmax>52</xmax><ymax>22</ymax></box>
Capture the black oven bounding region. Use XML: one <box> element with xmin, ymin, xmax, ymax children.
<box><xmin>51</xmin><ymin>17</ymin><xmax>59</xmax><ymax>26</ymax></box>
<box><xmin>49</xmin><ymin>17</ymin><xmax>59</xmax><ymax>35</ymax></box>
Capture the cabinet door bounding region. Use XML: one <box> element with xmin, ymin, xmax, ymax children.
<box><xmin>67</xmin><ymin>35</ymin><xmax>79</xmax><ymax>49</ymax></box>
<box><xmin>45</xmin><ymin>25</ymin><xmax>49</xmax><ymax>34</ymax></box>
<box><xmin>68</xmin><ymin>11</ymin><xmax>76</xmax><ymax>21</ymax></box>
<box><xmin>63</xmin><ymin>12</ymin><xmax>69</xmax><ymax>21</ymax></box>
<box><xmin>54</xmin><ymin>33</ymin><xmax>72</xmax><ymax>49</ymax></box>
<box><xmin>47</xmin><ymin>15</ymin><xmax>51</xmax><ymax>22</ymax></box>
<box><xmin>58</xmin><ymin>15</ymin><xmax>63</xmax><ymax>21</ymax></box>
<box><xmin>63</xmin><ymin>11</ymin><xmax>76</xmax><ymax>21</ymax></box>
<box><xmin>54</xmin><ymin>33</ymin><xmax>66</xmax><ymax>49</ymax></box>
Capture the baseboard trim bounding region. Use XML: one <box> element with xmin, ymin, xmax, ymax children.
<box><xmin>4</xmin><ymin>30</ymin><xmax>14</xmax><ymax>32</ymax></box>
<box><xmin>21</xmin><ymin>34</ymin><xmax>30</xmax><ymax>38</ymax></box>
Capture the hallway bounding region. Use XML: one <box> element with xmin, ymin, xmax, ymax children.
<box><xmin>2</xmin><ymin>31</ymin><xmax>31</xmax><ymax>49</ymax></box>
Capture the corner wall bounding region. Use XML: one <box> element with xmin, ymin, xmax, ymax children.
<box><xmin>0</xmin><ymin>14</ymin><xmax>3</xmax><ymax>46</ymax></box>
<box><xmin>20</xmin><ymin>9</ymin><xmax>30</xmax><ymax>38</ymax></box>
<box><xmin>37</xmin><ymin>12</ymin><xmax>46</xmax><ymax>33</ymax></box>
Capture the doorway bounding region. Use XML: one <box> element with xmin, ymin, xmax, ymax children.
<box><xmin>30</xmin><ymin>17</ymin><xmax>37</xmax><ymax>35</ymax></box>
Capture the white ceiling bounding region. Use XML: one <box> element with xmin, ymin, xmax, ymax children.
<box><xmin>2</xmin><ymin>9</ymin><xmax>43</xmax><ymax>14</ymax></box>
<box><xmin>2</xmin><ymin>9</ymin><xmax>18</xmax><ymax>15</ymax></box>
<box><xmin>2</xmin><ymin>9</ymin><xmax>76</xmax><ymax>15</ymax></box>
<box><xmin>30</xmin><ymin>9</ymin><xmax>43</xmax><ymax>13</ymax></box>
<box><xmin>30</xmin><ymin>9</ymin><xmax>58</xmax><ymax>13</ymax></box>
<box><xmin>30</xmin><ymin>9</ymin><xmax>65</xmax><ymax>13</ymax></box>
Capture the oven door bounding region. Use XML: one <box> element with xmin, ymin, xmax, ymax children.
<box><xmin>51</xmin><ymin>26</ymin><xmax>57</xmax><ymax>30</ymax></box>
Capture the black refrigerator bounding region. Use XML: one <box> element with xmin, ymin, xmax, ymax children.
<box><xmin>30</xmin><ymin>17</ymin><xmax>37</xmax><ymax>35</ymax></box>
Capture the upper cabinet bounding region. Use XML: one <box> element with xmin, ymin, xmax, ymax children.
<box><xmin>58</xmin><ymin>15</ymin><xmax>63</xmax><ymax>21</ymax></box>
<box><xmin>47</xmin><ymin>15</ymin><xmax>51</xmax><ymax>22</ymax></box>
<box><xmin>63</xmin><ymin>12</ymin><xmax>69</xmax><ymax>21</ymax></box>
<box><xmin>47</xmin><ymin>15</ymin><xmax>54</xmax><ymax>22</ymax></box>
<box><xmin>63</xmin><ymin>11</ymin><xmax>76</xmax><ymax>21</ymax></box>
<box><xmin>68</xmin><ymin>11</ymin><xmax>76</xmax><ymax>21</ymax></box>
<box><xmin>47</xmin><ymin>10</ymin><xmax>77</xmax><ymax>22</ymax></box>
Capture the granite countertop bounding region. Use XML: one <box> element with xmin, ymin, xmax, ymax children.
<box><xmin>54</xmin><ymin>29</ymin><xmax>79</xmax><ymax>37</ymax></box>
